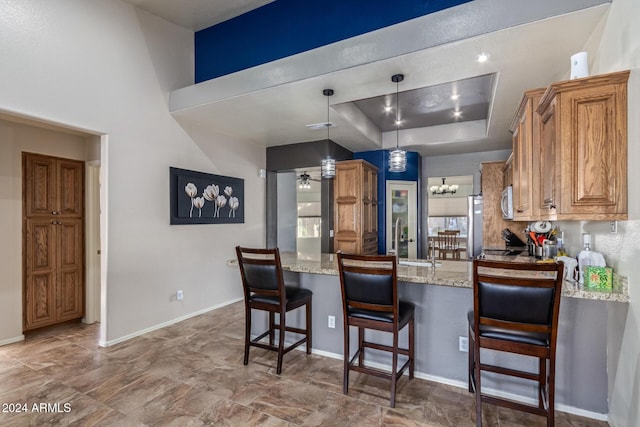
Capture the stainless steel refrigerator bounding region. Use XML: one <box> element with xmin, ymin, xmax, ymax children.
<box><xmin>466</xmin><ymin>195</ymin><xmax>483</xmax><ymax>258</ymax></box>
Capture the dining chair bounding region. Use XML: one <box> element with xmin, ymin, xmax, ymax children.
<box><xmin>235</xmin><ymin>246</ymin><xmax>312</xmax><ymax>374</ymax></box>
<box><xmin>468</xmin><ymin>259</ymin><xmax>564</xmax><ymax>426</ymax></box>
<box><xmin>337</xmin><ymin>252</ymin><xmax>415</xmax><ymax>408</ymax></box>
<box><xmin>437</xmin><ymin>230</ymin><xmax>461</xmax><ymax>260</ymax></box>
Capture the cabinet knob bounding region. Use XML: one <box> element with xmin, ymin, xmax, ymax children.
<box><xmin>52</xmin><ymin>211</ymin><xmax>59</xmax><ymax>215</ymax></box>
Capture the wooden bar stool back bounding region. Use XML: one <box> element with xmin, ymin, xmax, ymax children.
<box><xmin>468</xmin><ymin>259</ymin><xmax>564</xmax><ymax>426</ymax></box>
<box><xmin>235</xmin><ymin>246</ymin><xmax>312</xmax><ymax>374</ymax></box>
<box><xmin>337</xmin><ymin>252</ymin><xmax>415</xmax><ymax>408</ymax></box>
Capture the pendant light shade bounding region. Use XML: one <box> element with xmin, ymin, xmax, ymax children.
<box><xmin>321</xmin><ymin>157</ymin><xmax>335</xmax><ymax>178</ymax></box>
<box><xmin>389</xmin><ymin>74</ymin><xmax>407</xmax><ymax>173</ymax></box>
<box><xmin>321</xmin><ymin>88</ymin><xmax>336</xmax><ymax>178</ymax></box>
<box><xmin>389</xmin><ymin>148</ymin><xmax>407</xmax><ymax>172</ymax></box>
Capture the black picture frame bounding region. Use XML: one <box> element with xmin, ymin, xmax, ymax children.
<box><xmin>170</xmin><ymin>167</ymin><xmax>244</xmax><ymax>224</ymax></box>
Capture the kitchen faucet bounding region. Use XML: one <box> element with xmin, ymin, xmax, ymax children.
<box><xmin>394</xmin><ymin>216</ymin><xmax>403</xmax><ymax>260</ymax></box>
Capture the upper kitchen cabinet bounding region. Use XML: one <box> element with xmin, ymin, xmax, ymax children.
<box><xmin>536</xmin><ymin>71</ymin><xmax>629</xmax><ymax>220</ymax></box>
<box><xmin>509</xmin><ymin>88</ymin><xmax>546</xmax><ymax>221</ymax></box>
<box><xmin>334</xmin><ymin>159</ymin><xmax>378</xmax><ymax>255</ymax></box>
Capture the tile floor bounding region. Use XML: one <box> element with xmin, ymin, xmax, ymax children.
<box><xmin>0</xmin><ymin>302</ymin><xmax>608</xmax><ymax>426</ymax></box>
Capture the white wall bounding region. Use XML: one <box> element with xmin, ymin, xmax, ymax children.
<box><xmin>0</xmin><ymin>0</ymin><xmax>265</xmax><ymax>344</ymax></box>
<box><xmin>576</xmin><ymin>0</ymin><xmax>640</xmax><ymax>425</ymax></box>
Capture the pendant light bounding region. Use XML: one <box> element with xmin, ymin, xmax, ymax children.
<box><xmin>321</xmin><ymin>88</ymin><xmax>336</xmax><ymax>178</ymax></box>
<box><xmin>389</xmin><ymin>74</ymin><xmax>407</xmax><ymax>173</ymax></box>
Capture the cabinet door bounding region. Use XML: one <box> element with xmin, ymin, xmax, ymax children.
<box><xmin>514</xmin><ymin>108</ymin><xmax>531</xmax><ymax>216</ymax></box>
<box><xmin>24</xmin><ymin>219</ymin><xmax>57</xmax><ymax>329</ymax></box>
<box><xmin>58</xmin><ymin>159</ymin><xmax>84</xmax><ymax>217</ymax></box>
<box><xmin>559</xmin><ymin>84</ymin><xmax>627</xmax><ymax>216</ymax></box>
<box><xmin>24</xmin><ymin>154</ymin><xmax>57</xmax><ymax>217</ymax></box>
<box><xmin>57</xmin><ymin>219</ymin><xmax>84</xmax><ymax>321</ymax></box>
<box><xmin>539</xmin><ymin>99</ymin><xmax>557</xmax><ymax>215</ymax></box>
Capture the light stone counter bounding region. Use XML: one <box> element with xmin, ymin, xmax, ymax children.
<box><xmin>231</xmin><ymin>252</ymin><xmax>629</xmax><ymax>303</ymax></box>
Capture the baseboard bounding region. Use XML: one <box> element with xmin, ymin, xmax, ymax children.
<box><xmin>0</xmin><ymin>335</ymin><xmax>25</xmax><ymax>347</ymax></box>
<box><xmin>303</xmin><ymin>347</ymin><xmax>608</xmax><ymax>422</ymax></box>
<box><xmin>99</xmin><ymin>297</ymin><xmax>243</xmax><ymax>347</ymax></box>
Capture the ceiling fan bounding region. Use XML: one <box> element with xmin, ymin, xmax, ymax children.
<box><xmin>298</xmin><ymin>171</ymin><xmax>321</xmax><ymax>189</ymax></box>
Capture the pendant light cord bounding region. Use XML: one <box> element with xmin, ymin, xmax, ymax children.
<box><xmin>391</xmin><ymin>74</ymin><xmax>404</xmax><ymax>149</ymax></box>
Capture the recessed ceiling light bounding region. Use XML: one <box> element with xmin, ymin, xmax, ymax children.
<box><xmin>450</xmin><ymin>93</ymin><xmax>460</xmax><ymax>101</ymax></box>
<box><xmin>476</xmin><ymin>52</ymin><xmax>489</xmax><ymax>63</ymax></box>
<box><xmin>384</xmin><ymin>106</ymin><xmax>392</xmax><ymax>113</ymax></box>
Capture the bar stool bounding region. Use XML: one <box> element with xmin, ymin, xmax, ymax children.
<box><xmin>235</xmin><ymin>246</ymin><xmax>312</xmax><ymax>374</ymax></box>
<box><xmin>337</xmin><ymin>252</ymin><xmax>415</xmax><ymax>407</ymax></box>
<box><xmin>468</xmin><ymin>259</ymin><xmax>564</xmax><ymax>426</ymax></box>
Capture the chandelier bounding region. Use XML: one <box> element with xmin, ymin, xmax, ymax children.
<box><xmin>430</xmin><ymin>178</ymin><xmax>459</xmax><ymax>195</ymax></box>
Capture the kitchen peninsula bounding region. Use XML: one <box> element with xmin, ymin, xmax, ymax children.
<box><xmin>230</xmin><ymin>252</ymin><xmax>628</xmax><ymax>416</ymax></box>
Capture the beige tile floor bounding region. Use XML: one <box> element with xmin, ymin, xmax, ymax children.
<box><xmin>0</xmin><ymin>302</ymin><xmax>608</xmax><ymax>426</ymax></box>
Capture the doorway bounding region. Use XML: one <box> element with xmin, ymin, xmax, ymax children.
<box><xmin>0</xmin><ymin>111</ymin><xmax>104</xmax><ymax>343</ymax></box>
<box><xmin>386</xmin><ymin>180</ymin><xmax>418</xmax><ymax>259</ymax></box>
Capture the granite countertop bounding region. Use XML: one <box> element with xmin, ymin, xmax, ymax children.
<box><xmin>229</xmin><ymin>253</ymin><xmax>629</xmax><ymax>303</ymax></box>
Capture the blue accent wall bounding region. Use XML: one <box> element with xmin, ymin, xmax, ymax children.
<box><xmin>354</xmin><ymin>150</ymin><xmax>421</xmax><ymax>255</ymax></box>
<box><xmin>195</xmin><ymin>0</ymin><xmax>471</xmax><ymax>82</ymax></box>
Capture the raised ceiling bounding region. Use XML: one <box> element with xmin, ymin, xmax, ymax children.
<box><xmin>124</xmin><ymin>0</ymin><xmax>610</xmax><ymax>157</ymax></box>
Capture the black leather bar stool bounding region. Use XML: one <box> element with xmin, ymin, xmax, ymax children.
<box><xmin>337</xmin><ymin>252</ymin><xmax>415</xmax><ymax>408</ymax></box>
<box><xmin>235</xmin><ymin>246</ymin><xmax>312</xmax><ymax>374</ymax></box>
<box><xmin>468</xmin><ymin>259</ymin><xmax>564</xmax><ymax>426</ymax></box>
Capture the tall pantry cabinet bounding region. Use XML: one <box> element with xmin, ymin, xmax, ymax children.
<box><xmin>333</xmin><ymin>159</ymin><xmax>378</xmax><ymax>255</ymax></box>
<box><xmin>23</xmin><ymin>152</ymin><xmax>85</xmax><ymax>331</ymax></box>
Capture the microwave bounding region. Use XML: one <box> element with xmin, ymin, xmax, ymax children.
<box><xmin>501</xmin><ymin>186</ymin><xmax>514</xmax><ymax>220</ymax></box>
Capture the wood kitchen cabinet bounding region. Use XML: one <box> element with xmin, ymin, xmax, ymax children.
<box><xmin>509</xmin><ymin>87</ymin><xmax>546</xmax><ymax>221</ymax></box>
<box><xmin>23</xmin><ymin>152</ymin><xmax>85</xmax><ymax>331</ymax></box>
<box><xmin>334</xmin><ymin>159</ymin><xmax>378</xmax><ymax>254</ymax></box>
<box><xmin>536</xmin><ymin>71</ymin><xmax>629</xmax><ymax>220</ymax></box>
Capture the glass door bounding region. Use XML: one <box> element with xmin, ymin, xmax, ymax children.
<box><xmin>386</xmin><ymin>180</ymin><xmax>417</xmax><ymax>258</ymax></box>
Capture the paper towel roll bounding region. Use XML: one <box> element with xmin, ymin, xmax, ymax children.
<box><xmin>571</xmin><ymin>52</ymin><xmax>589</xmax><ymax>79</ymax></box>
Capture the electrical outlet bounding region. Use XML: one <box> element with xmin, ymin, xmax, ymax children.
<box><xmin>459</xmin><ymin>336</ymin><xmax>469</xmax><ymax>352</ymax></box>
<box><xmin>328</xmin><ymin>315</ymin><xmax>335</xmax><ymax>328</ymax></box>
<box><xmin>176</xmin><ymin>290</ymin><xmax>184</xmax><ymax>301</ymax></box>
<box><xmin>611</xmin><ymin>221</ymin><xmax>618</xmax><ymax>234</ymax></box>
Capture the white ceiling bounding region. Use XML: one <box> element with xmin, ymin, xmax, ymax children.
<box><xmin>124</xmin><ymin>0</ymin><xmax>610</xmax><ymax>157</ymax></box>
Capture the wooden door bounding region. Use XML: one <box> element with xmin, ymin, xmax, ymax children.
<box><xmin>24</xmin><ymin>219</ymin><xmax>57</xmax><ymax>329</ymax></box>
<box><xmin>57</xmin><ymin>219</ymin><xmax>84</xmax><ymax>321</ymax></box>
<box><xmin>23</xmin><ymin>152</ymin><xmax>84</xmax><ymax>331</ymax></box>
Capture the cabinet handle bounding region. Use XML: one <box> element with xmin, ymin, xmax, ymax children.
<box><xmin>52</xmin><ymin>211</ymin><xmax>59</xmax><ymax>215</ymax></box>
<box><xmin>516</xmin><ymin>209</ymin><xmax>524</xmax><ymax>213</ymax></box>
<box><xmin>550</xmin><ymin>205</ymin><xmax>556</xmax><ymax>210</ymax></box>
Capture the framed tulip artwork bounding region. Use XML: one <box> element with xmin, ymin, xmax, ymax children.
<box><xmin>170</xmin><ymin>167</ymin><xmax>244</xmax><ymax>225</ymax></box>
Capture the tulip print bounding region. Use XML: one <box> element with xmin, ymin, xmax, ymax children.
<box><xmin>193</xmin><ymin>197</ymin><xmax>205</xmax><ymax>217</ymax></box>
<box><xmin>203</xmin><ymin>184</ymin><xmax>219</xmax><ymax>216</ymax></box>
<box><xmin>215</xmin><ymin>195</ymin><xmax>227</xmax><ymax>218</ymax></box>
<box><xmin>184</xmin><ymin>183</ymin><xmax>198</xmax><ymax>217</ymax></box>
<box><xmin>224</xmin><ymin>186</ymin><xmax>233</xmax><ymax>198</ymax></box>
<box><xmin>229</xmin><ymin>196</ymin><xmax>239</xmax><ymax>218</ymax></box>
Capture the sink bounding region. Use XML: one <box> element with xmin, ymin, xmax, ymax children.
<box><xmin>399</xmin><ymin>260</ymin><xmax>441</xmax><ymax>268</ymax></box>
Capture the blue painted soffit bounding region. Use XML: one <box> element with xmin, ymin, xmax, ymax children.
<box><xmin>194</xmin><ymin>0</ymin><xmax>471</xmax><ymax>83</ymax></box>
<box><xmin>171</xmin><ymin>0</ymin><xmax>610</xmax><ymax>114</ymax></box>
